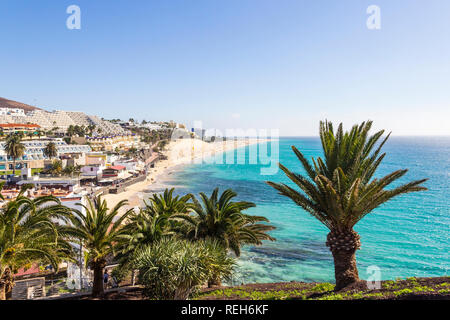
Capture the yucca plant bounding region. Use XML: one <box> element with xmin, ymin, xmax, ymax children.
<box><xmin>267</xmin><ymin>121</ymin><xmax>427</xmax><ymax>290</ymax></box>
<box><xmin>134</xmin><ymin>238</ymin><xmax>235</xmax><ymax>300</ymax></box>
<box><xmin>203</xmin><ymin>239</ymin><xmax>235</xmax><ymax>287</ymax></box>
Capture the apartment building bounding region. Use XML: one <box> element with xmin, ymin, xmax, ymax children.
<box><xmin>0</xmin><ymin>139</ymin><xmax>91</xmax><ymax>171</ymax></box>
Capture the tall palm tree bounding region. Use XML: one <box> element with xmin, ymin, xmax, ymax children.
<box><xmin>176</xmin><ymin>188</ymin><xmax>275</xmax><ymax>257</ymax></box>
<box><xmin>4</xmin><ymin>133</ymin><xmax>25</xmax><ymax>176</ymax></box>
<box><xmin>66</xmin><ymin>125</ymin><xmax>75</xmax><ymax>137</ymax></box>
<box><xmin>60</xmin><ymin>196</ymin><xmax>133</xmax><ymax>297</ymax></box>
<box><xmin>43</xmin><ymin>142</ymin><xmax>58</xmax><ymax>159</ymax></box>
<box><xmin>266</xmin><ymin>121</ymin><xmax>427</xmax><ymax>290</ymax></box>
<box><xmin>0</xmin><ymin>184</ymin><xmax>74</xmax><ymax>300</ymax></box>
<box><xmin>143</xmin><ymin>188</ymin><xmax>192</xmax><ymax>217</ymax></box>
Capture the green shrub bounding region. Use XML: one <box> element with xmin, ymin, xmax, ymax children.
<box><xmin>134</xmin><ymin>238</ymin><xmax>235</xmax><ymax>300</ymax></box>
<box><xmin>393</xmin><ymin>288</ymin><xmax>413</xmax><ymax>296</ymax></box>
<box><xmin>310</xmin><ymin>283</ymin><xmax>335</xmax><ymax>293</ymax></box>
<box><xmin>111</xmin><ymin>265</ymin><xmax>131</xmax><ymax>285</ymax></box>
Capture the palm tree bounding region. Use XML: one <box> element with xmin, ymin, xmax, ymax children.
<box><xmin>4</xmin><ymin>133</ymin><xmax>25</xmax><ymax>176</ymax></box>
<box><xmin>64</xmin><ymin>164</ymin><xmax>82</xmax><ymax>178</ymax></box>
<box><xmin>43</xmin><ymin>142</ymin><xmax>58</xmax><ymax>159</ymax></box>
<box><xmin>121</xmin><ymin>209</ymin><xmax>175</xmax><ymax>253</ymax></box>
<box><xmin>66</xmin><ymin>125</ymin><xmax>75</xmax><ymax>137</ymax></box>
<box><xmin>49</xmin><ymin>160</ymin><xmax>63</xmax><ymax>175</ymax></box>
<box><xmin>87</xmin><ymin>125</ymin><xmax>96</xmax><ymax>136</ymax></box>
<box><xmin>118</xmin><ymin>190</ymin><xmax>192</xmax><ymax>252</ymax></box>
<box><xmin>143</xmin><ymin>188</ymin><xmax>192</xmax><ymax>217</ymax></box>
<box><xmin>63</xmin><ymin>165</ymin><xmax>76</xmax><ymax>177</ymax></box>
<box><xmin>176</xmin><ymin>188</ymin><xmax>275</xmax><ymax>258</ymax></box>
<box><xmin>60</xmin><ymin>196</ymin><xmax>133</xmax><ymax>297</ymax></box>
<box><xmin>114</xmin><ymin>189</ymin><xmax>192</xmax><ymax>284</ymax></box>
<box><xmin>266</xmin><ymin>120</ymin><xmax>427</xmax><ymax>290</ymax></box>
<box><xmin>115</xmin><ymin>207</ymin><xmax>174</xmax><ymax>283</ymax></box>
<box><xmin>0</xmin><ymin>184</ymin><xmax>74</xmax><ymax>300</ymax></box>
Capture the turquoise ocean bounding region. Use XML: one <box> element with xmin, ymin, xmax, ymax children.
<box><xmin>150</xmin><ymin>137</ymin><xmax>450</xmax><ymax>284</ymax></box>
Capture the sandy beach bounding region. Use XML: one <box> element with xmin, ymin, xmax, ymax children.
<box><xmin>103</xmin><ymin>138</ymin><xmax>267</xmax><ymax>210</ymax></box>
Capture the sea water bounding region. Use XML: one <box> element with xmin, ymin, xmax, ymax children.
<box><xmin>150</xmin><ymin>137</ymin><xmax>450</xmax><ymax>283</ymax></box>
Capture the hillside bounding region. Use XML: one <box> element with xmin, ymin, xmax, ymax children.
<box><xmin>0</xmin><ymin>97</ymin><xmax>42</xmax><ymax>112</ymax></box>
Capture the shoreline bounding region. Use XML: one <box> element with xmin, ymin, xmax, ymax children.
<box><xmin>102</xmin><ymin>138</ymin><xmax>270</xmax><ymax>209</ymax></box>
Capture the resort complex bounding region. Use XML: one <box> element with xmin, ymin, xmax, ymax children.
<box><xmin>0</xmin><ymin>97</ymin><xmax>127</xmax><ymax>136</ymax></box>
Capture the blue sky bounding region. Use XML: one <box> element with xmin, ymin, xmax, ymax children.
<box><xmin>0</xmin><ymin>0</ymin><xmax>449</xmax><ymax>135</ymax></box>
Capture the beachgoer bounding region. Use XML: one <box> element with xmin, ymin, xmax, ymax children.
<box><xmin>103</xmin><ymin>269</ymin><xmax>109</xmax><ymax>290</ymax></box>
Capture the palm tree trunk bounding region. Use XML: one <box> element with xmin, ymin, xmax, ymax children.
<box><xmin>0</xmin><ymin>268</ymin><xmax>13</xmax><ymax>300</ymax></box>
<box><xmin>208</xmin><ymin>275</ymin><xmax>222</xmax><ymax>288</ymax></box>
<box><xmin>331</xmin><ymin>249</ymin><xmax>359</xmax><ymax>290</ymax></box>
<box><xmin>327</xmin><ymin>230</ymin><xmax>361</xmax><ymax>290</ymax></box>
<box><xmin>174</xmin><ymin>286</ymin><xmax>192</xmax><ymax>300</ymax></box>
<box><xmin>91</xmin><ymin>260</ymin><xmax>106</xmax><ymax>298</ymax></box>
<box><xmin>0</xmin><ymin>283</ymin><xmax>6</xmax><ymax>300</ymax></box>
<box><xmin>12</xmin><ymin>158</ymin><xmax>16</xmax><ymax>175</ymax></box>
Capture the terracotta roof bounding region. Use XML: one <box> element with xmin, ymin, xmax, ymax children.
<box><xmin>14</xmin><ymin>264</ymin><xmax>41</xmax><ymax>277</ymax></box>
<box><xmin>109</xmin><ymin>165</ymin><xmax>126</xmax><ymax>170</ymax></box>
<box><xmin>0</xmin><ymin>123</ymin><xmax>41</xmax><ymax>128</ymax></box>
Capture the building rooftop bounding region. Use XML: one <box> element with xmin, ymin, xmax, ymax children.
<box><xmin>109</xmin><ymin>165</ymin><xmax>126</xmax><ymax>171</ymax></box>
<box><xmin>0</xmin><ymin>123</ymin><xmax>40</xmax><ymax>128</ymax></box>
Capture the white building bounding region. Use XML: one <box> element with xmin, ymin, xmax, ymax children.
<box><xmin>81</xmin><ymin>164</ymin><xmax>105</xmax><ymax>177</ymax></box>
<box><xmin>0</xmin><ymin>107</ymin><xmax>25</xmax><ymax>116</ymax></box>
<box><xmin>0</xmin><ymin>139</ymin><xmax>91</xmax><ymax>171</ymax></box>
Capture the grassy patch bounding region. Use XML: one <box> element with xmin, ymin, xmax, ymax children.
<box><xmin>197</xmin><ymin>276</ymin><xmax>450</xmax><ymax>300</ymax></box>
